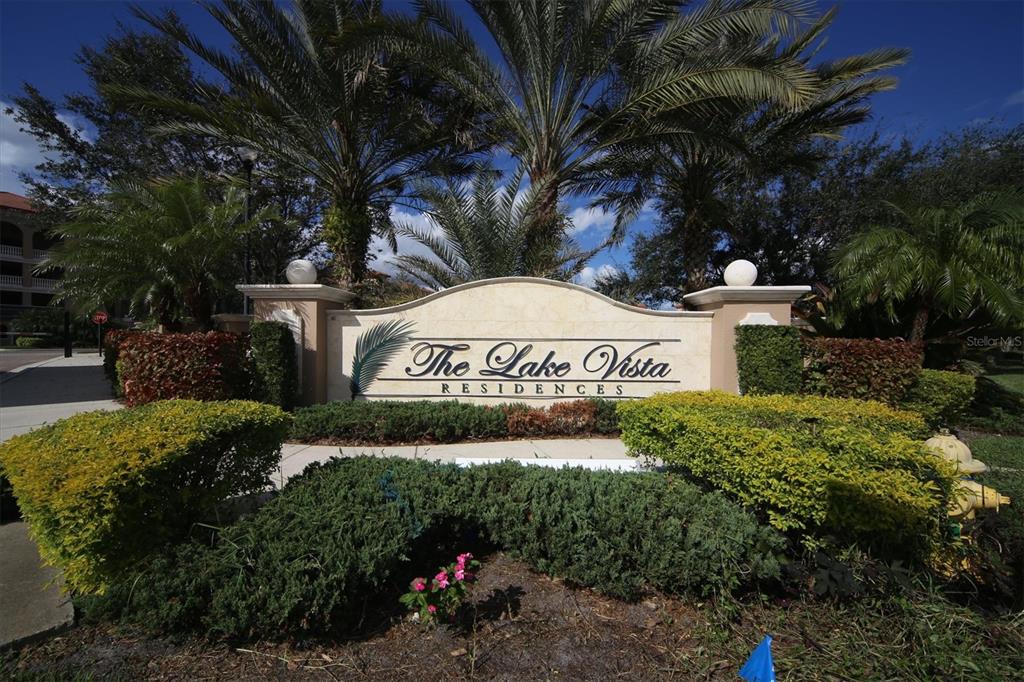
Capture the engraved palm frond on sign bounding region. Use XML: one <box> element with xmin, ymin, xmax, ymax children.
<box><xmin>350</xmin><ymin>319</ymin><xmax>417</xmax><ymax>398</ymax></box>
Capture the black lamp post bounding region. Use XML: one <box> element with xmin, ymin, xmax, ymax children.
<box><xmin>237</xmin><ymin>147</ymin><xmax>258</xmax><ymax>315</ymax></box>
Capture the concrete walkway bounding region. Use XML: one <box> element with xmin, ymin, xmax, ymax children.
<box><xmin>1</xmin><ymin>352</ymin><xmax>118</xmax><ymax>649</ymax></box>
<box><xmin>275</xmin><ymin>438</ymin><xmax>633</xmax><ymax>485</ymax></box>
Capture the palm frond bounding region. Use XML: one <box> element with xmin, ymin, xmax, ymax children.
<box><xmin>350</xmin><ymin>318</ymin><xmax>417</xmax><ymax>397</ymax></box>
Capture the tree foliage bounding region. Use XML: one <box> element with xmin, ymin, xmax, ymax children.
<box><xmin>393</xmin><ymin>170</ymin><xmax>594</xmax><ymax>288</ymax></box>
<box><xmin>129</xmin><ymin>0</ymin><xmax>484</xmax><ymax>284</ymax></box>
<box><xmin>832</xmin><ymin>193</ymin><xmax>1024</xmax><ymax>342</ymax></box>
<box><xmin>376</xmin><ymin>0</ymin><xmax>827</xmax><ymax>273</ymax></box>
<box><xmin>44</xmin><ymin>175</ymin><xmax>271</xmax><ymax>329</ymax></box>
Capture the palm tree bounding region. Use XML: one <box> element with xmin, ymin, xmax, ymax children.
<box><xmin>391</xmin><ymin>170</ymin><xmax>594</xmax><ymax>288</ymax></box>
<box><xmin>589</xmin><ymin>7</ymin><xmax>909</xmax><ymax>293</ymax></box>
<box><xmin>831</xmin><ymin>193</ymin><xmax>1024</xmax><ymax>342</ymax></box>
<box><xmin>128</xmin><ymin>0</ymin><xmax>482</xmax><ymax>284</ymax></box>
<box><xmin>394</xmin><ymin>0</ymin><xmax>822</xmax><ymax>273</ymax></box>
<box><xmin>42</xmin><ymin>175</ymin><xmax>270</xmax><ymax>330</ymax></box>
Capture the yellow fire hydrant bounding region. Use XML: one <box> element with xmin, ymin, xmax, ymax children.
<box><xmin>924</xmin><ymin>431</ymin><xmax>1011</xmax><ymax>519</ymax></box>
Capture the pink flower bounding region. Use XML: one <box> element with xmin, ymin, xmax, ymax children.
<box><xmin>414</xmin><ymin>579</ymin><xmax>426</xmax><ymax>592</ymax></box>
<box><xmin>456</xmin><ymin>552</ymin><xmax>473</xmax><ymax>566</ymax></box>
<box><xmin>427</xmin><ymin>605</ymin><xmax>437</xmax><ymax>614</ymax></box>
<box><xmin>435</xmin><ymin>571</ymin><xmax>450</xmax><ymax>589</ymax></box>
<box><xmin>454</xmin><ymin>569</ymin><xmax>465</xmax><ymax>581</ymax></box>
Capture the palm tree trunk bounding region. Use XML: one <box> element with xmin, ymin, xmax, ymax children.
<box><xmin>681</xmin><ymin>214</ymin><xmax>713</xmax><ymax>295</ymax></box>
<box><xmin>325</xmin><ymin>199</ymin><xmax>373</xmax><ymax>285</ymax></box>
<box><xmin>524</xmin><ymin>165</ymin><xmax>563</xmax><ymax>276</ymax></box>
<box><xmin>184</xmin><ymin>280</ymin><xmax>214</xmax><ymax>331</ymax></box>
<box><xmin>909</xmin><ymin>304</ymin><xmax>929</xmax><ymax>342</ymax></box>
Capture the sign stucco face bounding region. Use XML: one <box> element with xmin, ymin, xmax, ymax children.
<box><xmin>326</xmin><ymin>278</ymin><xmax>713</xmax><ymax>404</ymax></box>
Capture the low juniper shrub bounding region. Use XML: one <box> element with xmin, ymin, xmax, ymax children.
<box><xmin>90</xmin><ymin>457</ymin><xmax>781</xmax><ymax>638</ymax></box>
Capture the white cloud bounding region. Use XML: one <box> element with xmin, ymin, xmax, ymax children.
<box><xmin>567</xmin><ymin>205</ymin><xmax>615</xmax><ymax>236</ymax></box>
<box><xmin>1</xmin><ymin>101</ymin><xmax>94</xmax><ymax>194</ymax></box>
<box><xmin>1004</xmin><ymin>89</ymin><xmax>1024</xmax><ymax>108</ymax></box>
<box><xmin>575</xmin><ymin>263</ymin><xmax>619</xmax><ymax>289</ymax></box>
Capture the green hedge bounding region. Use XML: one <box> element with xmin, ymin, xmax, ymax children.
<box><xmin>899</xmin><ymin>369</ymin><xmax>976</xmax><ymax>430</ymax></box>
<box><xmin>618</xmin><ymin>392</ymin><xmax>953</xmax><ymax>558</ymax></box>
<box><xmin>961</xmin><ymin>377</ymin><xmax>1024</xmax><ymax>435</ymax></box>
<box><xmin>91</xmin><ymin>457</ymin><xmax>782</xmax><ymax>638</ymax></box>
<box><xmin>0</xmin><ymin>400</ymin><xmax>291</xmax><ymax>593</ymax></box>
<box><xmin>249</xmin><ymin>320</ymin><xmax>298</xmax><ymax>411</ymax></box>
<box><xmin>291</xmin><ymin>400</ymin><xmax>508</xmax><ymax>443</ymax></box>
<box><xmin>290</xmin><ymin>398</ymin><xmax>621</xmax><ymax>443</ymax></box>
<box><xmin>803</xmin><ymin>337</ymin><xmax>923</xmax><ymax>405</ymax></box>
<box><xmin>117</xmin><ymin>331</ymin><xmax>251</xmax><ymax>406</ymax></box>
<box><xmin>735</xmin><ymin>325</ymin><xmax>803</xmax><ymax>395</ymax></box>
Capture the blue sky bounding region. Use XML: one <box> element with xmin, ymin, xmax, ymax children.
<box><xmin>2</xmin><ymin>1</ymin><xmax>1022</xmax><ymax>285</ymax></box>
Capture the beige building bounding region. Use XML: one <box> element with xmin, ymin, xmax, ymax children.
<box><xmin>0</xmin><ymin>192</ymin><xmax>60</xmax><ymax>313</ymax></box>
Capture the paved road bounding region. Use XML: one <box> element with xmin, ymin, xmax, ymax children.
<box><xmin>1</xmin><ymin>352</ymin><xmax>120</xmax><ymax>442</ymax></box>
<box><xmin>1</xmin><ymin>352</ymin><xmax>119</xmax><ymax>648</ymax></box>
<box><xmin>0</xmin><ymin>348</ymin><xmax>65</xmax><ymax>373</ymax></box>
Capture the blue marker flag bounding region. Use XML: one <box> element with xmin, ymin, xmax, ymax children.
<box><xmin>739</xmin><ymin>635</ymin><xmax>775</xmax><ymax>682</ymax></box>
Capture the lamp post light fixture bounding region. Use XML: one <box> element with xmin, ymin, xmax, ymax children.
<box><xmin>236</xmin><ymin>147</ymin><xmax>258</xmax><ymax>314</ymax></box>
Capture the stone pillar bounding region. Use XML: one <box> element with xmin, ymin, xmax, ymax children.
<box><xmin>237</xmin><ymin>284</ymin><xmax>354</xmax><ymax>405</ymax></box>
<box><xmin>683</xmin><ymin>285</ymin><xmax>809</xmax><ymax>394</ymax></box>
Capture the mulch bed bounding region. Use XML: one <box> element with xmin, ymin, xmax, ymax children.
<box><xmin>7</xmin><ymin>553</ymin><xmax>735</xmax><ymax>681</ymax></box>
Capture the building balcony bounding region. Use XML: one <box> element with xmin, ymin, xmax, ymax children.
<box><xmin>0</xmin><ymin>245</ymin><xmax>50</xmax><ymax>261</ymax></box>
<box><xmin>0</xmin><ymin>275</ymin><xmax>59</xmax><ymax>290</ymax></box>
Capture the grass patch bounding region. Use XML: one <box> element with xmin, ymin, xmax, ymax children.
<box><xmin>691</xmin><ymin>591</ymin><xmax>1024</xmax><ymax>681</ymax></box>
<box><xmin>985</xmin><ymin>372</ymin><xmax>1023</xmax><ymax>395</ymax></box>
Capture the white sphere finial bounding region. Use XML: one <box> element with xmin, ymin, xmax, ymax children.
<box><xmin>285</xmin><ymin>259</ymin><xmax>317</xmax><ymax>284</ymax></box>
<box><xmin>724</xmin><ymin>259</ymin><xmax>757</xmax><ymax>286</ymax></box>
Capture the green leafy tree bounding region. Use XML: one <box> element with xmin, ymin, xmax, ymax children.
<box><xmin>832</xmin><ymin>193</ymin><xmax>1024</xmax><ymax>342</ymax></box>
<box><xmin>6</xmin><ymin>21</ymin><xmax>221</xmax><ymax>224</ymax></box>
<box><xmin>392</xmin><ymin>170</ymin><xmax>593</xmax><ymax>288</ymax></box>
<box><xmin>398</xmin><ymin>0</ymin><xmax>822</xmax><ymax>273</ymax></box>
<box><xmin>43</xmin><ymin>175</ymin><xmax>271</xmax><ymax>330</ymax></box>
<box><xmin>130</xmin><ymin>0</ymin><xmax>483</xmax><ymax>284</ymax></box>
<box><xmin>594</xmin><ymin>7</ymin><xmax>907</xmax><ymax>294</ymax></box>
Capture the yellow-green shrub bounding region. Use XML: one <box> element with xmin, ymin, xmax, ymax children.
<box><xmin>618</xmin><ymin>392</ymin><xmax>953</xmax><ymax>557</ymax></box>
<box><xmin>900</xmin><ymin>369</ymin><xmax>976</xmax><ymax>429</ymax></box>
<box><xmin>0</xmin><ymin>400</ymin><xmax>291</xmax><ymax>593</ymax></box>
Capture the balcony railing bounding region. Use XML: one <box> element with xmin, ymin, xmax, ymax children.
<box><xmin>31</xmin><ymin>277</ymin><xmax>58</xmax><ymax>290</ymax></box>
<box><xmin>0</xmin><ymin>274</ymin><xmax>23</xmax><ymax>287</ymax></box>
<box><xmin>0</xmin><ymin>245</ymin><xmax>22</xmax><ymax>257</ymax></box>
<box><xmin>29</xmin><ymin>249</ymin><xmax>50</xmax><ymax>261</ymax></box>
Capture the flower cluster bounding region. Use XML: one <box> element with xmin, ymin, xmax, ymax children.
<box><xmin>400</xmin><ymin>552</ymin><xmax>480</xmax><ymax>625</ymax></box>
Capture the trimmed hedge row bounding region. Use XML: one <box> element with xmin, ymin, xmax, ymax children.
<box><xmin>104</xmin><ymin>328</ymin><xmax>299</xmax><ymax>410</ymax></box>
<box><xmin>734</xmin><ymin>325</ymin><xmax>803</xmax><ymax>395</ymax></box>
<box><xmin>249</xmin><ymin>320</ymin><xmax>298</xmax><ymax>410</ymax></box>
<box><xmin>900</xmin><ymin>369</ymin><xmax>976</xmax><ymax>429</ymax></box>
<box><xmin>91</xmin><ymin>457</ymin><xmax>783</xmax><ymax>638</ymax></box>
<box><xmin>618</xmin><ymin>392</ymin><xmax>953</xmax><ymax>558</ymax></box>
<box><xmin>803</xmin><ymin>337</ymin><xmax>924</xmax><ymax>405</ymax></box>
<box><xmin>290</xmin><ymin>398</ymin><xmax>621</xmax><ymax>443</ymax></box>
<box><xmin>0</xmin><ymin>400</ymin><xmax>291</xmax><ymax>593</ymax></box>
<box><xmin>117</xmin><ymin>332</ymin><xmax>252</xmax><ymax>406</ymax></box>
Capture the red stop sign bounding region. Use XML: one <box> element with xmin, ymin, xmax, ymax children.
<box><xmin>92</xmin><ymin>311</ymin><xmax>108</xmax><ymax>325</ymax></box>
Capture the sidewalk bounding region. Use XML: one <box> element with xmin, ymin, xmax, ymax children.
<box><xmin>275</xmin><ymin>437</ymin><xmax>634</xmax><ymax>485</ymax></box>
<box><xmin>1</xmin><ymin>352</ymin><xmax>120</xmax><ymax>442</ymax></box>
<box><xmin>1</xmin><ymin>352</ymin><xmax>117</xmax><ymax>649</ymax></box>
